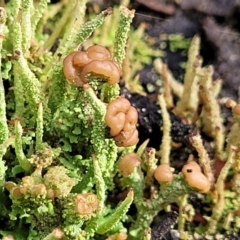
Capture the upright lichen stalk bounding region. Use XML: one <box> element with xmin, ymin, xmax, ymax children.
<box><xmin>21</xmin><ymin>0</ymin><xmax>32</xmax><ymax>53</ymax></box>
<box><xmin>31</xmin><ymin>0</ymin><xmax>50</xmax><ymax>36</ymax></box>
<box><xmin>113</xmin><ymin>6</ymin><xmax>135</xmax><ymax>65</ymax></box>
<box><xmin>0</xmin><ymin>7</ymin><xmax>8</xmax><ymax>190</ymax></box>
<box><xmin>0</xmin><ymin>7</ymin><xmax>8</xmax><ymax>144</ymax></box>
<box><xmin>207</xmin><ymin>147</ymin><xmax>236</xmax><ymax>233</ymax></box>
<box><xmin>176</xmin><ymin>35</ymin><xmax>201</xmax><ymax>118</ymax></box>
<box><xmin>11</xmin><ymin>10</ymin><xmax>42</xmax><ymax>120</ymax></box>
<box><xmin>158</xmin><ymin>94</ymin><xmax>171</xmax><ymax>164</ymax></box>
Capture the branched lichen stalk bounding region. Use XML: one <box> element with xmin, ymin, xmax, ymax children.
<box><xmin>129</xmin><ymin>174</ymin><xmax>192</xmax><ymax>238</ymax></box>
<box><xmin>14</xmin><ymin>120</ymin><xmax>32</xmax><ymax>172</ymax></box>
<box><xmin>152</xmin><ymin>174</ymin><xmax>191</xmax><ymax>209</ymax></box>
<box><xmin>81</xmin><ymin>85</ymin><xmax>118</xmax><ymax>191</ymax></box>
<box><xmin>0</xmin><ymin>7</ymin><xmax>8</xmax><ymax>144</ymax></box>
<box><xmin>113</xmin><ymin>6</ymin><xmax>135</xmax><ymax>65</ymax></box>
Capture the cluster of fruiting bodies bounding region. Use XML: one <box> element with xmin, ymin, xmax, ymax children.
<box><xmin>63</xmin><ymin>45</ymin><xmax>121</xmax><ymax>87</ymax></box>
<box><xmin>119</xmin><ymin>153</ymin><xmax>210</xmax><ymax>193</ymax></box>
<box><xmin>105</xmin><ymin>97</ymin><xmax>139</xmax><ymax>147</ymax></box>
<box><xmin>63</xmin><ymin>45</ymin><xmax>139</xmax><ymax>147</ymax></box>
<box><xmin>4</xmin><ymin>166</ymin><xmax>77</xmax><ymax>199</ymax></box>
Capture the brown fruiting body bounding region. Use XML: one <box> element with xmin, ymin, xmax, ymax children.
<box><xmin>105</xmin><ymin>97</ymin><xmax>131</xmax><ymax>136</ymax></box>
<box><xmin>75</xmin><ymin>193</ymin><xmax>99</xmax><ymax>215</ymax></box>
<box><xmin>63</xmin><ymin>52</ymin><xmax>84</xmax><ymax>86</ymax></box>
<box><xmin>225</xmin><ymin>98</ymin><xmax>236</xmax><ymax>109</ymax></box>
<box><xmin>116</xmin><ymin>232</ymin><xmax>128</xmax><ymax>240</ymax></box>
<box><xmin>80</xmin><ymin>60</ymin><xmax>120</xmax><ymax>84</ymax></box>
<box><xmin>52</xmin><ymin>228</ymin><xmax>65</xmax><ymax>239</ymax></box>
<box><xmin>86</xmin><ymin>45</ymin><xmax>111</xmax><ymax>60</ymax></box>
<box><xmin>114</xmin><ymin>129</ymin><xmax>139</xmax><ymax>147</ymax></box>
<box><xmin>182</xmin><ymin>161</ymin><xmax>210</xmax><ymax>193</ymax></box>
<box><xmin>118</xmin><ymin>152</ymin><xmax>141</xmax><ymax>177</ymax></box>
<box><xmin>154</xmin><ymin>163</ymin><xmax>174</xmax><ymax>183</ymax></box>
<box><xmin>233</xmin><ymin>104</ymin><xmax>240</xmax><ymax>116</ymax></box>
<box><xmin>105</xmin><ymin>97</ymin><xmax>139</xmax><ymax>147</ymax></box>
<box><xmin>72</xmin><ymin>51</ymin><xmax>91</xmax><ymax>68</ymax></box>
<box><xmin>63</xmin><ymin>45</ymin><xmax>120</xmax><ymax>86</ymax></box>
